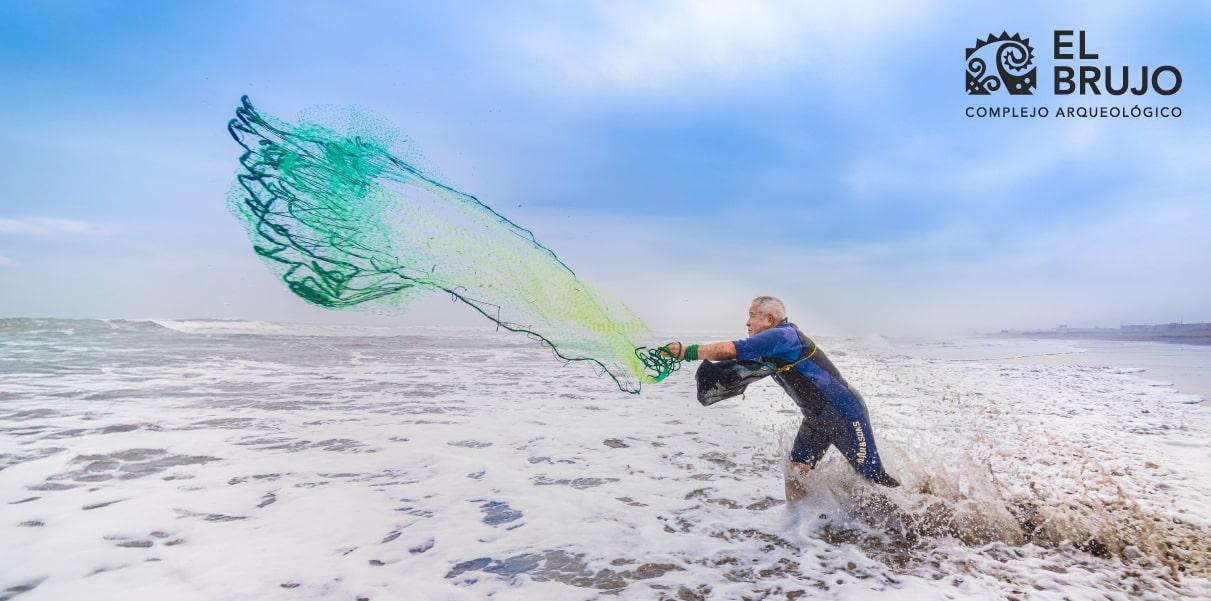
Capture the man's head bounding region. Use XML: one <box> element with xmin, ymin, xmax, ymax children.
<box><xmin>746</xmin><ymin>296</ymin><xmax>787</xmax><ymax>336</ymax></box>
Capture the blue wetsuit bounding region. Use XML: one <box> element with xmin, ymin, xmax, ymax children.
<box><xmin>733</xmin><ymin>322</ymin><xmax>899</xmax><ymax>487</ymax></box>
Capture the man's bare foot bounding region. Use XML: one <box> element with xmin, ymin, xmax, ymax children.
<box><xmin>784</xmin><ymin>461</ymin><xmax>812</xmax><ymax>503</ymax></box>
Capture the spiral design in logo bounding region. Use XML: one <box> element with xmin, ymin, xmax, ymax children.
<box><xmin>966</xmin><ymin>32</ymin><xmax>1037</xmax><ymax>96</ymax></box>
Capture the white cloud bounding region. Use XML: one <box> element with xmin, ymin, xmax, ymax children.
<box><xmin>767</xmin><ymin>191</ymin><xmax>1211</xmax><ymax>332</ymax></box>
<box><xmin>842</xmin><ymin>121</ymin><xmax>1102</xmax><ymax>211</ymax></box>
<box><xmin>0</xmin><ymin>217</ymin><xmax>104</xmax><ymax>236</ymax></box>
<box><xmin>516</xmin><ymin>0</ymin><xmax>940</xmax><ymax>95</ymax></box>
<box><xmin>0</xmin><ymin>254</ymin><xmax>14</xmax><ymax>266</ymax></box>
<box><xmin>521</xmin><ymin>179</ymin><xmax>1211</xmax><ymax>337</ymax></box>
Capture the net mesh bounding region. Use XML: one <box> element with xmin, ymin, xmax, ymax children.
<box><xmin>227</xmin><ymin>96</ymin><xmax>679</xmax><ymax>393</ymax></box>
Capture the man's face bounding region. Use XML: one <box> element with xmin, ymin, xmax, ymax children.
<box><xmin>746</xmin><ymin>302</ymin><xmax>777</xmax><ymax>337</ymax></box>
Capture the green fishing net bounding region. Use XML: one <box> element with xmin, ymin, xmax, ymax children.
<box><xmin>227</xmin><ymin>96</ymin><xmax>678</xmax><ymax>393</ymax></box>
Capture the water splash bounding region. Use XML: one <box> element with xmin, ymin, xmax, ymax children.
<box><xmin>226</xmin><ymin>96</ymin><xmax>679</xmax><ymax>393</ymax></box>
<box><xmin>782</xmin><ymin>391</ymin><xmax>1211</xmax><ymax>583</ymax></box>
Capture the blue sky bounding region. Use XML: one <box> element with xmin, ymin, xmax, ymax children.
<box><xmin>1</xmin><ymin>1</ymin><xmax>1208</xmax><ymax>335</ymax></box>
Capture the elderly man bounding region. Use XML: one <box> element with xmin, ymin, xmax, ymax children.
<box><xmin>666</xmin><ymin>296</ymin><xmax>900</xmax><ymax>501</ymax></box>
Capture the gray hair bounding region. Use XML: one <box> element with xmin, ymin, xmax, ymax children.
<box><xmin>750</xmin><ymin>296</ymin><xmax>787</xmax><ymax>322</ymax></box>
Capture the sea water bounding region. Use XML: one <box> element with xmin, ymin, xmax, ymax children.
<box><xmin>1</xmin><ymin>318</ymin><xmax>1208</xmax><ymax>600</ymax></box>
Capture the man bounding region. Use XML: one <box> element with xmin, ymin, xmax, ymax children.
<box><xmin>667</xmin><ymin>296</ymin><xmax>900</xmax><ymax>501</ymax></box>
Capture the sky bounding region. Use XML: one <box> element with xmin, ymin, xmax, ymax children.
<box><xmin>0</xmin><ymin>0</ymin><xmax>1208</xmax><ymax>336</ymax></box>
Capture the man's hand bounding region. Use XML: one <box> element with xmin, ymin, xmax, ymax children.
<box><xmin>661</xmin><ymin>342</ymin><xmax>683</xmax><ymax>359</ymax></box>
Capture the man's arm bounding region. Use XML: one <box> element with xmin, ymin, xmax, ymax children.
<box><xmin>663</xmin><ymin>341</ymin><xmax>737</xmax><ymax>361</ymax></box>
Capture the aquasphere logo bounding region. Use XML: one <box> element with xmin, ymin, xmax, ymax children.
<box><xmin>966</xmin><ymin>32</ymin><xmax>1036</xmax><ymax>95</ymax></box>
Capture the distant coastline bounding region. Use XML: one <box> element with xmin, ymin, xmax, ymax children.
<box><xmin>996</xmin><ymin>322</ymin><xmax>1211</xmax><ymax>346</ymax></box>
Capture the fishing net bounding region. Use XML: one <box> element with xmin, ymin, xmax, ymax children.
<box><xmin>226</xmin><ymin>96</ymin><xmax>679</xmax><ymax>393</ymax></box>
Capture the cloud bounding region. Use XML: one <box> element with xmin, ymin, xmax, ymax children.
<box><xmin>843</xmin><ymin>120</ymin><xmax>1111</xmax><ymax>205</ymax></box>
<box><xmin>0</xmin><ymin>254</ymin><xmax>13</xmax><ymax>266</ymax></box>
<box><xmin>0</xmin><ymin>217</ymin><xmax>104</xmax><ymax>236</ymax></box>
<box><xmin>522</xmin><ymin>170</ymin><xmax>1211</xmax><ymax>336</ymax></box>
<box><xmin>515</xmin><ymin>0</ymin><xmax>939</xmax><ymax>95</ymax></box>
<box><xmin>841</xmin><ymin>109</ymin><xmax>1211</xmax><ymax>226</ymax></box>
<box><xmin>772</xmin><ymin>191</ymin><xmax>1211</xmax><ymax>332</ymax></box>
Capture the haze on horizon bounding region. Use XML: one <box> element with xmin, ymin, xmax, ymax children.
<box><xmin>1</xmin><ymin>1</ymin><xmax>1209</xmax><ymax>338</ymax></box>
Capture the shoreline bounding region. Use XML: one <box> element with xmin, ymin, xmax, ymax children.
<box><xmin>991</xmin><ymin>337</ymin><xmax>1211</xmax><ymax>402</ymax></box>
<box><xmin>996</xmin><ymin>332</ymin><xmax>1211</xmax><ymax>346</ymax></box>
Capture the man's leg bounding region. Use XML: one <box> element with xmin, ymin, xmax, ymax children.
<box><xmin>826</xmin><ymin>391</ymin><xmax>900</xmax><ymax>487</ymax></box>
<box><xmin>785</xmin><ymin>418</ymin><xmax>830</xmax><ymax>502</ymax></box>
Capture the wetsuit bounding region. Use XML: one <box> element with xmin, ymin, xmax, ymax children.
<box><xmin>733</xmin><ymin>323</ymin><xmax>899</xmax><ymax>487</ymax></box>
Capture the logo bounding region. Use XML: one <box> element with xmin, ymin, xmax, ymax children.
<box><xmin>966</xmin><ymin>32</ymin><xmax>1037</xmax><ymax>95</ymax></box>
<box><xmin>963</xmin><ymin>30</ymin><xmax>1184</xmax><ymax>119</ymax></box>
<box><xmin>851</xmin><ymin>421</ymin><xmax>867</xmax><ymax>465</ymax></box>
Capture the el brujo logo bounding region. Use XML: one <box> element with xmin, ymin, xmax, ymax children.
<box><xmin>965</xmin><ymin>30</ymin><xmax>1182</xmax><ymax>98</ymax></box>
<box><xmin>966</xmin><ymin>32</ymin><xmax>1036</xmax><ymax>95</ymax></box>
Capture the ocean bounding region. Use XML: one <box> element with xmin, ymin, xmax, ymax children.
<box><xmin>2</xmin><ymin>318</ymin><xmax>1209</xmax><ymax>600</ymax></box>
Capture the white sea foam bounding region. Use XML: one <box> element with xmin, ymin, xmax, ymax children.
<box><xmin>142</xmin><ymin>318</ymin><xmax>488</xmax><ymax>338</ymax></box>
<box><xmin>1</xmin><ymin>320</ymin><xmax>1208</xmax><ymax>599</ymax></box>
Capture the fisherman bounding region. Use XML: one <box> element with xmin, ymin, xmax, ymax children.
<box><xmin>665</xmin><ymin>296</ymin><xmax>900</xmax><ymax>501</ymax></box>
